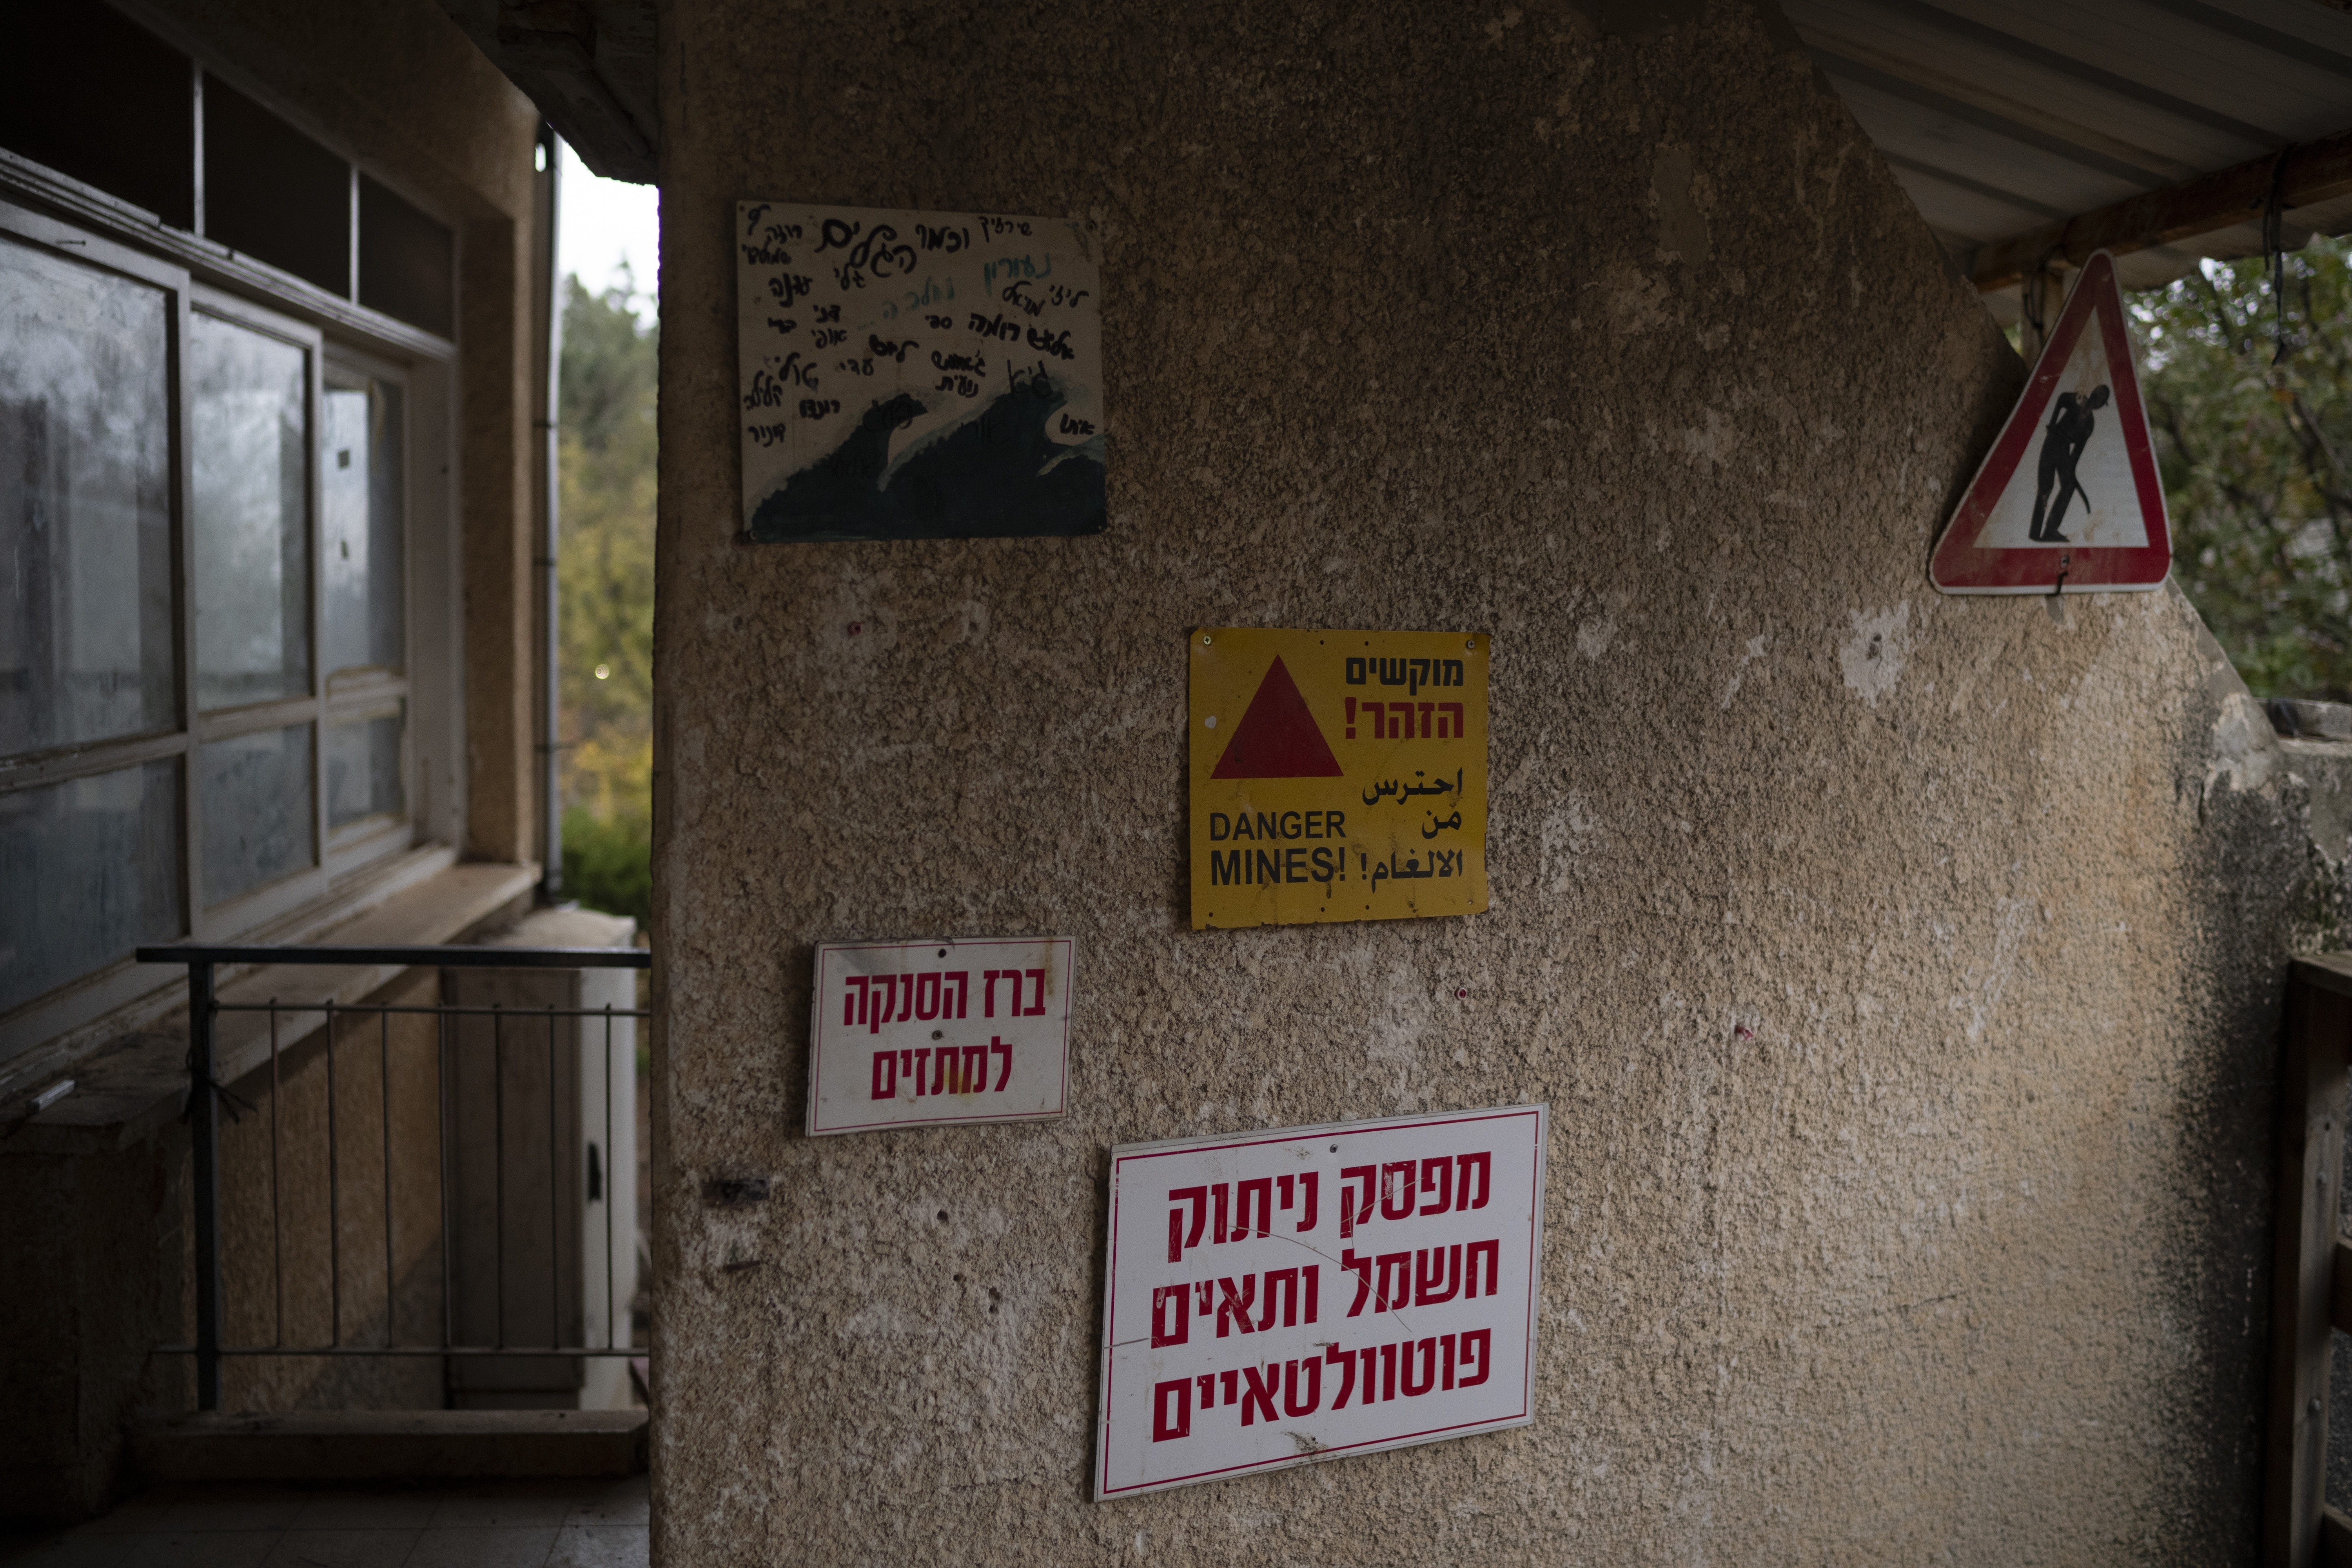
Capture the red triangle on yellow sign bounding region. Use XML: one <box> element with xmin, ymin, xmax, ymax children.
<box><xmin>1210</xmin><ymin>657</ymin><xmax>1343</xmax><ymax>779</ymax></box>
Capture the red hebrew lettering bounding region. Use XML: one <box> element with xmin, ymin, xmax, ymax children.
<box><xmin>1196</xmin><ymin>1372</ymin><xmax>1216</xmax><ymax>1410</ymax></box>
<box><xmin>1024</xmin><ymin>967</ymin><xmax>1047</xmax><ymax>1015</ymax></box>
<box><xmin>929</xmin><ymin>1045</ymin><xmax>949</xmax><ymax>1095</ymax></box>
<box><xmin>897</xmin><ymin>1048</ymin><xmax>912</xmax><ymax>1078</ymax></box>
<box><xmin>1167</xmin><ymin>1187</ymin><xmax>1209</xmax><ymax>1263</ymax></box>
<box><xmin>1277</xmin><ymin>1173</ymin><xmax>1293</xmax><ymax>1211</ymax></box>
<box><xmin>1220</xmin><ymin>1368</ymin><xmax>1239</xmax><ymax>1407</ymax></box>
<box><xmin>844</xmin><ymin>975</ymin><xmax>867</xmax><ymax>1025</ymax></box>
<box><xmin>1216</xmin><ymin>1276</ymin><xmax>1258</xmax><ymax>1337</ymax></box>
<box><xmin>1458</xmin><ymin>1327</ymin><xmax>1491</xmax><ymax>1387</ymax></box>
<box><xmin>1339</xmin><ymin>1165</ymin><xmax>1376</xmax><ymax>1236</ymax></box>
<box><xmin>1414</xmin><ymin>1244</ymin><xmax>1462</xmax><ymax>1306</ymax></box>
<box><xmin>1441</xmin><ymin>1331</ymin><xmax>1456</xmax><ymax>1390</ymax></box>
<box><xmin>1456</xmin><ymin>1151</ymin><xmax>1490</xmax><ymax>1210</ymax></box>
<box><xmin>1437</xmin><ymin>701</ymin><xmax>1464</xmax><ymax>738</ymax></box>
<box><xmin>1379</xmin><ymin>1161</ymin><xmax>1416</xmax><ymax>1221</ymax></box>
<box><xmin>1419</xmin><ymin>1156</ymin><xmax>1452</xmax><ymax>1215</ymax></box>
<box><xmin>1152</xmin><ymin>1379</ymin><xmax>1191</xmax><ymax>1442</ymax></box>
<box><xmin>1212</xmin><ymin>1183</ymin><xmax>1230</xmax><ymax>1245</ymax></box>
<box><xmin>1374</xmin><ymin>1251</ymin><xmax>1411</xmax><ymax>1314</ymax></box>
<box><xmin>982</xmin><ymin>970</ymin><xmax>1004</xmax><ymax>1017</ymax></box>
<box><xmin>1257</xmin><ymin>1267</ymin><xmax>1299</xmax><ymax>1331</ymax></box>
<box><xmin>991</xmin><ymin>1036</ymin><xmax>1011</xmax><ymax>1091</ymax></box>
<box><xmin>915</xmin><ymin>972</ymin><xmax>941</xmax><ymax>1020</ymax></box>
<box><xmin>911</xmin><ymin>1047</ymin><xmax>931</xmax><ymax>1096</ymax></box>
<box><xmin>1380</xmin><ymin>1342</ymin><xmax>1398</xmax><ymax>1401</ymax></box>
<box><xmin>1416</xmin><ymin>700</ymin><xmax>1434</xmax><ymax>737</ymax></box>
<box><xmin>1341</xmin><ymin>1248</ymin><xmax>1373</xmax><ymax>1317</ymax></box>
<box><xmin>1234</xmin><ymin>1178</ymin><xmax>1274</xmax><ymax>1239</ymax></box>
<box><xmin>1239</xmin><ymin>1363</ymin><xmax>1279</xmax><ymax>1425</ymax></box>
<box><xmin>1151</xmin><ymin>1285</ymin><xmax>1189</xmax><ymax>1347</ymax></box>
<box><xmin>1466</xmin><ymin>1239</ymin><xmax>1499</xmax><ymax>1298</ymax></box>
<box><xmin>1303</xmin><ymin>1263</ymin><xmax>1319</xmax><ymax>1323</ymax></box>
<box><xmin>870</xmin><ymin>979</ymin><xmax>892</xmax><ymax>1035</ymax></box>
<box><xmin>1401</xmin><ymin>1336</ymin><xmax>1439</xmax><ymax>1397</ymax></box>
<box><xmin>1388</xmin><ymin>702</ymin><xmax>1413</xmax><ymax>738</ymax></box>
<box><xmin>955</xmin><ymin>1044</ymin><xmax>986</xmax><ymax>1093</ymax></box>
<box><xmin>948</xmin><ymin>971</ymin><xmax>969</xmax><ymax>1018</ymax></box>
<box><xmin>1283</xmin><ymin>1357</ymin><xmax>1321</xmax><ymax>1417</ymax></box>
<box><xmin>1298</xmin><ymin>1171</ymin><xmax>1318</xmax><ymax>1232</ymax></box>
<box><xmin>869</xmin><ymin>1050</ymin><xmax>897</xmax><ymax>1100</ymax></box>
<box><xmin>1325</xmin><ymin>1342</ymin><xmax>1356</xmax><ymax>1408</ymax></box>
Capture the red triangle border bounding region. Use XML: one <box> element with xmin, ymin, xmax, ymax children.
<box><xmin>1929</xmin><ymin>250</ymin><xmax>2171</xmax><ymax>594</ymax></box>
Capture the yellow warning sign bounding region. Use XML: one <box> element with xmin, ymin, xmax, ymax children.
<box><xmin>1189</xmin><ymin>627</ymin><xmax>1490</xmax><ymax>929</ymax></box>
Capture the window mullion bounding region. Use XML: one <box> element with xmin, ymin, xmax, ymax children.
<box><xmin>0</xmin><ymin>731</ymin><xmax>194</xmax><ymax>793</ymax></box>
<box><xmin>307</xmin><ymin>328</ymin><xmax>329</xmax><ymax>908</ymax></box>
<box><xmin>172</xmin><ymin>277</ymin><xmax>205</xmax><ymax>944</ymax></box>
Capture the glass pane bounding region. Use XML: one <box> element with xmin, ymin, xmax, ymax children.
<box><xmin>0</xmin><ymin>760</ymin><xmax>181</xmax><ymax>1015</ymax></box>
<box><xmin>0</xmin><ymin>233</ymin><xmax>176</xmax><ymax>755</ymax></box>
<box><xmin>192</xmin><ymin>313</ymin><xmax>309</xmax><ymax>710</ymax></box>
<box><xmin>198</xmin><ymin>722</ymin><xmax>314</xmax><ymax>905</ymax></box>
<box><xmin>326</xmin><ymin>709</ymin><xmax>403</xmax><ymax>829</ymax></box>
<box><xmin>322</xmin><ymin>376</ymin><xmax>403</xmax><ymax>678</ymax></box>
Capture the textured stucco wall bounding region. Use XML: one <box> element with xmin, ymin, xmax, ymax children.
<box><xmin>649</xmin><ymin>2</ymin><xmax>2350</xmax><ymax>1561</ymax></box>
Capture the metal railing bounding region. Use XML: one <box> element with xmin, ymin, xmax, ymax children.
<box><xmin>138</xmin><ymin>943</ymin><xmax>652</xmax><ymax>1411</ymax></box>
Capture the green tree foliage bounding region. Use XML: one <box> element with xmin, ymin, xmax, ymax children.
<box><xmin>558</xmin><ymin>272</ymin><xmax>656</xmax><ymax>922</ymax></box>
<box><xmin>2134</xmin><ymin>238</ymin><xmax>2352</xmax><ymax>702</ymax></box>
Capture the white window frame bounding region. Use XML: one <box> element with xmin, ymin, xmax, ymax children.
<box><xmin>0</xmin><ymin>179</ymin><xmax>461</xmax><ymax>1071</ymax></box>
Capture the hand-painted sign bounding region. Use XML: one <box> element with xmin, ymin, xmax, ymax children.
<box><xmin>1189</xmin><ymin>628</ymin><xmax>1489</xmax><ymax>929</ymax></box>
<box><xmin>1931</xmin><ymin>250</ymin><xmax>2170</xmax><ymax>594</ymax></box>
<box><xmin>805</xmin><ymin>936</ymin><xmax>1074</xmax><ymax>1135</ymax></box>
<box><xmin>735</xmin><ymin>202</ymin><xmax>1105</xmax><ymax>543</ymax></box>
<box><xmin>1094</xmin><ymin>1105</ymin><xmax>1548</xmax><ymax>1499</ymax></box>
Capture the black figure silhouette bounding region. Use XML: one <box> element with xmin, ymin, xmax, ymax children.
<box><xmin>2030</xmin><ymin>384</ymin><xmax>2110</xmax><ymax>543</ymax></box>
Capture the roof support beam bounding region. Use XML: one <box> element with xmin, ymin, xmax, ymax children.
<box><xmin>1969</xmin><ymin>127</ymin><xmax>2352</xmax><ymax>291</ymax></box>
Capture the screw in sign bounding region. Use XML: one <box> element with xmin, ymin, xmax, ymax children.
<box><xmin>1189</xmin><ymin>627</ymin><xmax>1491</xmax><ymax>929</ymax></box>
<box><xmin>1094</xmin><ymin>1106</ymin><xmax>1547</xmax><ymax>1498</ymax></box>
<box><xmin>804</xmin><ymin>936</ymin><xmax>1074</xmax><ymax>1135</ymax></box>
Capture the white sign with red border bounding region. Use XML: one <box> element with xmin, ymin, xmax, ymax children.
<box><xmin>1931</xmin><ymin>249</ymin><xmax>2171</xmax><ymax>594</ymax></box>
<box><xmin>1094</xmin><ymin>1105</ymin><xmax>1547</xmax><ymax>1499</ymax></box>
<box><xmin>806</xmin><ymin>936</ymin><xmax>1074</xmax><ymax>1135</ymax></box>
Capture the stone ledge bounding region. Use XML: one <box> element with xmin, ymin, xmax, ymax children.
<box><xmin>2270</xmin><ymin>699</ymin><xmax>2352</xmax><ymax>742</ymax></box>
<box><xmin>129</xmin><ymin>1408</ymin><xmax>648</xmax><ymax>1482</ymax></box>
<box><xmin>2</xmin><ymin>859</ymin><xmax>540</xmax><ymax>1151</ymax></box>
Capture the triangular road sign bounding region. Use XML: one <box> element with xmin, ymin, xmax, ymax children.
<box><xmin>1931</xmin><ymin>250</ymin><xmax>2171</xmax><ymax>594</ymax></box>
<box><xmin>1210</xmin><ymin>656</ymin><xmax>1344</xmax><ymax>778</ymax></box>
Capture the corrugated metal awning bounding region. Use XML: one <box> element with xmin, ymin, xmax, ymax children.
<box><xmin>1786</xmin><ymin>0</ymin><xmax>2352</xmax><ymax>310</ymax></box>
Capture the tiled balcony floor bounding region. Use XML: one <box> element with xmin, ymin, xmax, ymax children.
<box><xmin>0</xmin><ymin>1475</ymin><xmax>648</xmax><ymax>1567</ymax></box>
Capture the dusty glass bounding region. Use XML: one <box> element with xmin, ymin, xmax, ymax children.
<box><xmin>326</xmin><ymin>708</ymin><xmax>403</xmax><ymax>830</ymax></box>
<box><xmin>192</xmin><ymin>313</ymin><xmax>309</xmax><ymax>711</ymax></box>
<box><xmin>322</xmin><ymin>376</ymin><xmax>403</xmax><ymax>679</ymax></box>
<box><xmin>0</xmin><ymin>234</ymin><xmax>177</xmax><ymax>756</ymax></box>
<box><xmin>198</xmin><ymin>722</ymin><xmax>314</xmax><ymax>906</ymax></box>
<box><xmin>0</xmin><ymin>760</ymin><xmax>182</xmax><ymax>1015</ymax></box>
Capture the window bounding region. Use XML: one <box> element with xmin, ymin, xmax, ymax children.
<box><xmin>0</xmin><ymin>200</ymin><xmax>420</xmax><ymax>1030</ymax></box>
